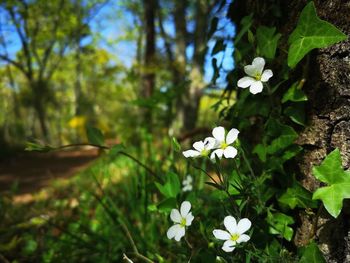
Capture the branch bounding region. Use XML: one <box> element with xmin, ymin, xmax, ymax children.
<box><xmin>7</xmin><ymin>6</ymin><xmax>33</xmax><ymax>78</ymax></box>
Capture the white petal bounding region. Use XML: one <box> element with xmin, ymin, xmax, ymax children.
<box><xmin>182</xmin><ymin>150</ymin><xmax>200</xmax><ymax>158</ymax></box>
<box><xmin>226</xmin><ymin>128</ymin><xmax>239</xmax><ymax>144</ymax></box>
<box><xmin>249</xmin><ymin>81</ymin><xmax>263</xmax><ymax>94</ymax></box>
<box><xmin>186</xmin><ymin>175</ymin><xmax>193</xmax><ymax>183</ymax></box>
<box><xmin>222</xmin><ymin>240</ymin><xmax>236</xmax><ymax>252</ymax></box>
<box><xmin>204</xmin><ymin>137</ymin><xmax>216</xmax><ymax>150</ymax></box>
<box><xmin>170</xmin><ymin>209</ymin><xmax>182</xmax><ymax>223</ymax></box>
<box><xmin>237</xmin><ymin>76</ymin><xmax>255</xmax><ymax>88</ymax></box>
<box><xmin>185</xmin><ymin>212</ymin><xmax>194</xmax><ymax>226</ymax></box>
<box><xmin>174</xmin><ymin>226</ymin><xmax>185</xmax><ymax>241</ymax></box>
<box><xmin>244</xmin><ymin>65</ymin><xmax>258</xmax><ymax>77</ymax></box>
<box><xmin>182</xmin><ymin>185</ymin><xmax>192</xmax><ymax>192</ymax></box>
<box><xmin>261</xmin><ymin>69</ymin><xmax>273</xmax><ymax>82</ymax></box>
<box><xmin>180</xmin><ymin>201</ymin><xmax>191</xmax><ymax>217</ymax></box>
<box><xmin>223</xmin><ymin>146</ymin><xmax>238</xmax><ymax>158</ymax></box>
<box><xmin>213</xmin><ymin>229</ymin><xmax>231</xmax><ymax>240</ymax></box>
<box><xmin>167</xmin><ymin>224</ymin><xmax>182</xmax><ymax>240</ymax></box>
<box><xmin>224</xmin><ymin>216</ymin><xmax>237</xmax><ymax>234</ymax></box>
<box><xmin>237</xmin><ymin>234</ymin><xmax>250</xmax><ymax>243</ymax></box>
<box><xmin>212</xmin><ymin>126</ymin><xmax>225</xmax><ymax>142</ymax></box>
<box><xmin>193</xmin><ymin>141</ymin><xmax>204</xmax><ymax>151</ymax></box>
<box><xmin>237</xmin><ymin>218</ymin><xmax>252</xmax><ymax>234</ymax></box>
<box><xmin>210</xmin><ymin>149</ymin><xmax>224</xmax><ymax>160</ymax></box>
<box><xmin>252</xmin><ymin>57</ymin><xmax>265</xmax><ymax>74</ymax></box>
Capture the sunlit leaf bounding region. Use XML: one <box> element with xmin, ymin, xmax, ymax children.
<box><xmin>312</xmin><ymin>148</ymin><xmax>350</xmax><ymax>218</ymax></box>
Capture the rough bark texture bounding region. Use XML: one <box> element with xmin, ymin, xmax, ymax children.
<box><xmin>293</xmin><ymin>1</ymin><xmax>350</xmax><ymax>262</ymax></box>
<box><xmin>228</xmin><ymin>0</ymin><xmax>350</xmax><ymax>261</ymax></box>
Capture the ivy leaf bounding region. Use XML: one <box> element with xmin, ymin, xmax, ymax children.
<box><xmin>266</xmin><ymin>125</ymin><xmax>298</xmax><ymax>154</ymax></box>
<box><xmin>86</xmin><ymin>126</ymin><xmax>105</xmax><ymax>146</ymax></box>
<box><xmin>312</xmin><ymin>149</ymin><xmax>350</xmax><ymax>218</ymax></box>
<box><xmin>257</xmin><ymin>26</ymin><xmax>281</xmax><ymax>59</ymax></box>
<box><xmin>284</xmin><ymin>103</ymin><xmax>306</xmax><ymax>126</ymax></box>
<box><xmin>288</xmin><ymin>1</ymin><xmax>347</xmax><ymax>68</ymax></box>
<box><xmin>282</xmin><ymin>81</ymin><xmax>307</xmax><ymax>103</ymax></box>
<box><xmin>298</xmin><ymin>242</ymin><xmax>326</xmax><ymax>263</ymax></box>
<box><xmin>266</xmin><ymin>211</ymin><xmax>294</xmax><ymax>241</ymax></box>
<box><xmin>279</xmin><ymin>182</ymin><xmax>318</xmax><ymax>209</ymax></box>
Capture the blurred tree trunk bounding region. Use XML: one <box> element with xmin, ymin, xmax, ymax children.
<box><xmin>173</xmin><ymin>0</ymin><xmax>211</xmax><ymax>133</ymax></box>
<box><xmin>142</xmin><ymin>0</ymin><xmax>156</xmax><ymax>128</ymax></box>
<box><xmin>228</xmin><ymin>0</ymin><xmax>350</xmax><ymax>261</ymax></box>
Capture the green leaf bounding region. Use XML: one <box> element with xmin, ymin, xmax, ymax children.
<box><xmin>279</xmin><ymin>182</ymin><xmax>318</xmax><ymax>209</ymax></box>
<box><xmin>298</xmin><ymin>242</ymin><xmax>326</xmax><ymax>263</ymax></box>
<box><xmin>284</xmin><ymin>103</ymin><xmax>306</xmax><ymax>126</ymax></box>
<box><xmin>312</xmin><ymin>148</ymin><xmax>350</xmax><ymax>218</ymax></box>
<box><xmin>257</xmin><ymin>26</ymin><xmax>281</xmax><ymax>59</ymax></box>
<box><xmin>253</xmin><ymin>143</ymin><xmax>267</xmax><ymax>162</ymax></box>
<box><xmin>282</xmin><ymin>81</ymin><xmax>307</xmax><ymax>103</ymax></box>
<box><xmin>266</xmin><ymin>211</ymin><xmax>294</xmax><ymax>241</ymax></box>
<box><xmin>155</xmin><ymin>172</ymin><xmax>181</xmax><ymax>198</ymax></box>
<box><xmin>171</xmin><ymin>137</ymin><xmax>181</xmax><ymax>152</ymax></box>
<box><xmin>234</xmin><ymin>14</ymin><xmax>253</xmax><ymax>44</ymax></box>
<box><xmin>86</xmin><ymin>126</ymin><xmax>105</xmax><ymax>145</ymax></box>
<box><xmin>288</xmin><ymin>1</ymin><xmax>347</xmax><ymax>68</ymax></box>
<box><xmin>25</xmin><ymin>141</ymin><xmax>53</xmax><ymax>152</ymax></box>
<box><xmin>247</xmin><ymin>29</ymin><xmax>254</xmax><ymax>44</ymax></box>
<box><xmin>109</xmin><ymin>144</ymin><xmax>125</xmax><ymax>157</ymax></box>
<box><xmin>312</xmin><ymin>148</ymin><xmax>345</xmax><ymax>184</ymax></box>
<box><xmin>157</xmin><ymin>198</ymin><xmax>177</xmax><ymax>213</ymax></box>
<box><xmin>266</xmin><ymin>125</ymin><xmax>298</xmax><ymax>154</ymax></box>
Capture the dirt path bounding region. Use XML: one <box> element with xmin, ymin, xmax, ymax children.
<box><xmin>0</xmin><ymin>148</ymin><xmax>99</xmax><ymax>196</ymax></box>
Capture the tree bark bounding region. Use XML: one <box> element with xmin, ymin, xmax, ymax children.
<box><xmin>142</xmin><ymin>0</ymin><xmax>156</xmax><ymax>129</ymax></box>
<box><xmin>293</xmin><ymin>1</ymin><xmax>350</xmax><ymax>262</ymax></box>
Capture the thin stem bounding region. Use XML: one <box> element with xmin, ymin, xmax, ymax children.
<box><xmin>192</xmin><ymin>164</ymin><xmax>220</xmax><ymax>186</ymax></box>
<box><xmin>240</xmin><ymin>147</ymin><xmax>256</xmax><ymax>178</ymax></box>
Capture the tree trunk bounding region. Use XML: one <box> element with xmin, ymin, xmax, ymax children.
<box><xmin>227</xmin><ymin>0</ymin><xmax>350</xmax><ymax>261</ymax></box>
<box><xmin>31</xmin><ymin>80</ymin><xmax>49</xmax><ymax>141</ymax></box>
<box><xmin>293</xmin><ymin>1</ymin><xmax>350</xmax><ymax>261</ymax></box>
<box><xmin>142</xmin><ymin>0</ymin><xmax>156</xmax><ymax>129</ymax></box>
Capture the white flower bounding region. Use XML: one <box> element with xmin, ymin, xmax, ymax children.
<box><xmin>182</xmin><ymin>175</ymin><xmax>193</xmax><ymax>192</ymax></box>
<box><xmin>182</xmin><ymin>137</ymin><xmax>216</xmax><ymax>158</ymax></box>
<box><xmin>167</xmin><ymin>201</ymin><xmax>194</xmax><ymax>241</ymax></box>
<box><xmin>213</xmin><ymin>216</ymin><xmax>252</xmax><ymax>252</ymax></box>
<box><xmin>210</xmin><ymin>126</ymin><xmax>239</xmax><ymax>159</ymax></box>
<box><xmin>237</xmin><ymin>57</ymin><xmax>273</xmax><ymax>94</ymax></box>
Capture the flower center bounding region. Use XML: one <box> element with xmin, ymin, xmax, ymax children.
<box><xmin>220</xmin><ymin>142</ymin><xmax>228</xmax><ymax>149</ymax></box>
<box><xmin>254</xmin><ymin>73</ymin><xmax>262</xmax><ymax>81</ymax></box>
<box><xmin>180</xmin><ymin>218</ymin><xmax>187</xmax><ymax>227</ymax></box>
<box><xmin>230</xmin><ymin>233</ymin><xmax>240</xmax><ymax>241</ymax></box>
<box><xmin>200</xmin><ymin>149</ymin><xmax>209</xmax><ymax>156</ymax></box>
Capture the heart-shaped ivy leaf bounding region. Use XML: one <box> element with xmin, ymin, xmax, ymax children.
<box><xmin>312</xmin><ymin>149</ymin><xmax>350</xmax><ymax>218</ymax></box>
<box><xmin>288</xmin><ymin>1</ymin><xmax>347</xmax><ymax>68</ymax></box>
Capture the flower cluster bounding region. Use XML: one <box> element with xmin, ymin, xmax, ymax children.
<box><xmin>167</xmin><ymin>201</ymin><xmax>252</xmax><ymax>253</ymax></box>
<box><xmin>182</xmin><ymin>126</ymin><xmax>239</xmax><ymax>160</ymax></box>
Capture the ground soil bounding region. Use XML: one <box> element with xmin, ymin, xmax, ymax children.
<box><xmin>0</xmin><ymin>148</ymin><xmax>99</xmax><ymax>197</ymax></box>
